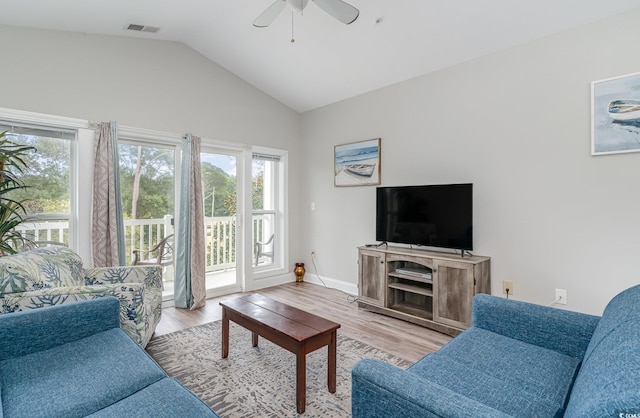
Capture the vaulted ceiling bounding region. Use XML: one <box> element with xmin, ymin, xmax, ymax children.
<box><xmin>2</xmin><ymin>0</ymin><xmax>640</xmax><ymax>112</ymax></box>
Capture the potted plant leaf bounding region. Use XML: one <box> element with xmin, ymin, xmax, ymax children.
<box><xmin>0</xmin><ymin>131</ymin><xmax>36</xmax><ymax>255</ymax></box>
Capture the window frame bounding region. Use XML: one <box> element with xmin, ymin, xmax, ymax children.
<box><xmin>0</xmin><ymin>124</ymin><xmax>76</xmax><ymax>240</ymax></box>
<box><xmin>0</xmin><ymin>108</ymin><xmax>291</xmax><ymax>291</ymax></box>
<box><xmin>0</xmin><ymin>107</ymin><xmax>87</xmax><ymax>255</ymax></box>
<box><xmin>248</xmin><ymin>146</ymin><xmax>289</xmax><ymax>287</ymax></box>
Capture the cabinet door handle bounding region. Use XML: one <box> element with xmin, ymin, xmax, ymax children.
<box><xmin>380</xmin><ymin>260</ymin><xmax>384</xmax><ymax>264</ymax></box>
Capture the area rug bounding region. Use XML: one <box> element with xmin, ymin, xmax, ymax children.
<box><xmin>146</xmin><ymin>321</ymin><xmax>412</xmax><ymax>417</ymax></box>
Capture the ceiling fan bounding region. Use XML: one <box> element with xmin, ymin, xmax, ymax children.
<box><xmin>253</xmin><ymin>0</ymin><xmax>360</xmax><ymax>28</ymax></box>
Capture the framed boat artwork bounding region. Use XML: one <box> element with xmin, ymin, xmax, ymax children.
<box><xmin>334</xmin><ymin>138</ymin><xmax>381</xmax><ymax>187</ymax></box>
<box><xmin>592</xmin><ymin>71</ymin><xmax>640</xmax><ymax>155</ymax></box>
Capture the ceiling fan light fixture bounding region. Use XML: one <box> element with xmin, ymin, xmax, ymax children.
<box><xmin>287</xmin><ymin>0</ymin><xmax>309</xmax><ymax>14</ymax></box>
<box><xmin>253</xmin><ymin>0</ymin><xmax>359</xmax><ymax>28</ymax></box>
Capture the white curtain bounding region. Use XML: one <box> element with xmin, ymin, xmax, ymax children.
<box><xmin>174</xmin><ymin>133</ymin><xmax>206</xmax><ymax>310</ymax></box>
<box><xmin>92</xmin><ymin>121</ymin><xmax>126</xmax><ymax>267</ymax></box>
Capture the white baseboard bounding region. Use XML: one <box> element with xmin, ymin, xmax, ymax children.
<box><xmin>302</xmin><ymin>274</ymin><xmax>358</xmax><ymax>295</ymax></box>
<box><xmin>252</xmin><ymin>271</ymin><xmax>357</xmax><ymax>295</ymax></box>
<box><xmin>161</xmin><ymin>273</ymin><xmax>358</xmax><ymax>309</ymax></box>
<box><xmin>251</xmin><ymin>272</ymin><xmax>297</xmax><ymax>291</ymax></box>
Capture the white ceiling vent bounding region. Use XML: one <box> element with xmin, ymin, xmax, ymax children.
<box><xmin>125</xmin><ymin>24</ymin><xmax>160</xmax><ymax>34</ymax></box>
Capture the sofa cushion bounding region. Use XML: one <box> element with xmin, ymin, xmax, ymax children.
<box><xmin>0</xmin><ymin>246</ymin><xmax>84</xmax><ymax>293</ymax></box>
<box><xmin>0</xmin><ymin>328</ymin><xmax>166</xmax><ymax>418</ymax></box>
<box><xmin>472</xmin><ymin>293</ymin><xmax>599</xmax><ymax>359</ymax></box>
<box><xmin>564</xmin><ymin>285</ymin><xmax>640</xmax><ymax>417</ymax></box>
<box><xmin>407</xmin><ymin>327</ymin><xmax>581</xmax><ymax>417</ymax></box>
<box><xmin>0</xmin><ymin>297</ymin><xmax>120</xmax><ymax>361</ymax></box>
<box><xmin>86</xmin><ymin>378</ymin><xmax>218</xmax><ymax>417</ymax></box>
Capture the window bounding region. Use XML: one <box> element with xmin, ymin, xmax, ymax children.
<box><xmin>118</xmin><ymin>139</ymin><xmax>176</xmax><ymax>298</ymax></box>
<box><xmin>0</xmin><ymin>107</ymin><xmax>290</xmax><ymax>294</ymax></box>
<box><xmin>201</xmin><ymin>150</ymin><xmax>240</xmax><ymax>292</ymax></box>
<box><xmin>0</xmin><ymin>123</ymin><xmax>74</xmax><ymax>246</ymax></box>
<box><xmin>201</xmin><ymin>151</ymin><xmax>237</xmax><ymax>273</ymax></box>
<box><xmin>252</xmin><ymin>153</ymin><xmax>281</xmax><ymax>269</ymax></box>
<box><xmin>117</xmin><ymin>142</ymin><xmax>176</xmax><ymax>251</ymax></box>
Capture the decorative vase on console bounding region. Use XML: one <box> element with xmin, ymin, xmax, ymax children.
<box><xmin>294</xmin><ymin>262</ymin><xmax>305</xmax><ymax>282</ymax></box>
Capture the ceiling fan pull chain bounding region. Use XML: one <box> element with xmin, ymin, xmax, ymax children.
<box><xmin>291</xmin><ymin>10</ymin><xmax>295</xmax><ymax>43</ymax></box>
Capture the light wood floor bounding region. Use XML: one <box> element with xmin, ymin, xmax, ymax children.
<box><xmin>154</xmin><ymin>282</ymin><xmax>452</xmax><ymax>363</ymax></box>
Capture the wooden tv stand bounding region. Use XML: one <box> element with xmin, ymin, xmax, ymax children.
<box><xmin>357</xmin><ymin>246</ymin><xmax>490</xmax><ymax>336</ymax></box>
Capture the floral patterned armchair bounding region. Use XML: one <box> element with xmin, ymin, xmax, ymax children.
<box><xmin>0</xmin><ymin>245</ymin><xmax>162</xmax><ymax>347</ymax></box>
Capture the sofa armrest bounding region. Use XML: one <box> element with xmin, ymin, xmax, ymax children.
<box><xmin>0</xmin><ymin>297</ymin><xmax>120</xmax><ymax>361</ymax></box>
<box><xmin>472</xmin><ymin>294</ymin><xmax>600</xmax><ymax>359</ymax></box>
<box><xmin>352</xmin><ymin>359</ymin><xmax>513</xmax><ymax>418</ymax></box>
<box><xmin>84</xmin><ymin>265</ymin><xmax>162</xmax><ymax>288</ymax></box>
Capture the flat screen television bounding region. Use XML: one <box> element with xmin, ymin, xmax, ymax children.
<box><xmin>376</xmin><ymin>183</ymin><xmax>473</xmax><ymax>251</ymax></box>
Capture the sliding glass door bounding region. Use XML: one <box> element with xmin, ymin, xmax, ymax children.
<box><xmin>117</xmin><ymin>137</ymin><xmax>285</xmax><ymax>299</ymax></box>
<box><xmin>118</xmin><ymin>141</ymin><xmax>176</xmax><ymax>299</ymax></box>
<box><xmin>0</xmin><ymin>109</ymin><xmax>289</xmax><ymax>302</ymax></box>
<box><xmin>201</xmin><ymin>149</ymin><xmax>241</xmax><ymax>293</ymax></box>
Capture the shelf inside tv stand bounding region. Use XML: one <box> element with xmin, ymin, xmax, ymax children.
<box><xmin>389</xmin><ymin>302</ymin><xmax>433</xmax><ymax>320</ymax></box>
<box><xmin>388</xmin><ymin>282</ymin><xmax>433</xmax><ymax>296</ymax></box>
<box><xmin>357</xmin><ymin>246</ymin><xmax>491</xmax><ymax>337</ymax></box>
<box><xmin>388</xmin><ymin>272</ymin><xmax>433</xmax><ymax>284</ymax></box>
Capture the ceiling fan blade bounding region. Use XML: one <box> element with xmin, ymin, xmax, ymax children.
<box><xmin>312</xmin><ymin>0</ymin><xmax>359</xmax><ymax>25</ymax></box>
<box><xmin>253</xmin><ymin>0</ymin><xmax>287</xmax><ymax>28</ymax></box>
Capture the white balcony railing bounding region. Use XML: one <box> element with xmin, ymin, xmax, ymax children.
<box><xmin>16</xmin><ymin>214</ymin><xmax>272</xmax><ymax>272</ymax></box>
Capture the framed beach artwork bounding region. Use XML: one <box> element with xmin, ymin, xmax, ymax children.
<box><xmin>334</xmin><ymin>138</ymin><xmax>381</xmax><ymax>187</ymax></box>
<box><xmin>592</xmin><ymin>71</ymin><xmax>640</xmax><ymax>155</ymax></box>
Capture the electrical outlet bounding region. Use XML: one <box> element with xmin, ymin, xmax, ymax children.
<box><xmin>503</xmin><ymin>280</ymin><xmax>513</xmax><ymax>296</ymax></box>
<box><xmin>311</xmin><ymin>251</ymin><xmax>316</xmax><ymax>260</ymax></box>
<box><xmin>555</xmin><ymin>289</ymin><xmax>567</xmax><ymax>305</ymax></box>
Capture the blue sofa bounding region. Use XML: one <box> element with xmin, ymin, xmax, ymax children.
<box><xmin>352</xmin><ymin>285</ymin><xmax>640</xmax><ymax>417</ymax></box>
<box><xmin>0</xmin><ymin>297</ymin><xmax>218</xmax><ymax>418</ymax></box>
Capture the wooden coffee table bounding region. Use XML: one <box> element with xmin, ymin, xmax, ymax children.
<box><xmin>220</xmin><ymin>294</ymin><xmax>341</xmax><ymax>413</ymax></box>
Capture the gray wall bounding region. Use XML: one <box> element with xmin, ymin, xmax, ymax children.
<box><xmin>300</xmin><ymin>9</ymin><xmax>640</xmax><ymax>315</ymax></box>
<box><xmin>0</xmin><ymin>25</ymin><xmax>299</xmax><ymax>147</ymax></box>
<box><xmin>0</xmin><ymin>24</ymin><xmax>304</xmax><ymax>273</ymax></box>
